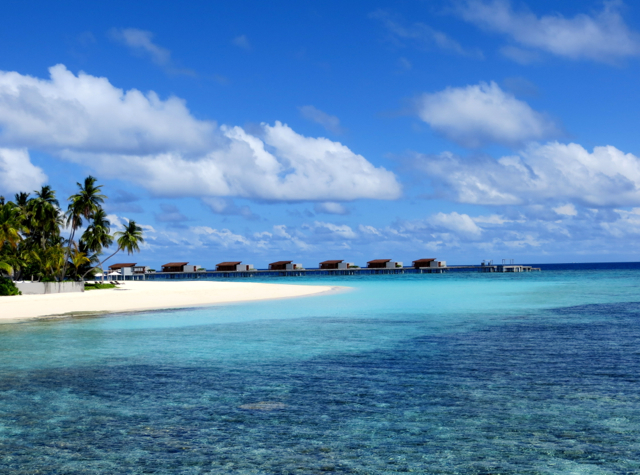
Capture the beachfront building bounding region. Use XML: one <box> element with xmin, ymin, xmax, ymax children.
<box><xmin>161</xmin><ymin>262</ymin><xmax>188</xmax><ymax>272</ymax></box>
<box><xmin>216</xmin><ymin>262</ymin><xmax>256</xmax><ymax>272</ymax></box>
<box><xmin>268</xmin><ymin>261</ymin><xmax>304</xmax><ymax>271</ymax></box>
<box><xmin>133</xmin><ymin>265</ymin><xmax>150</xmax><ymax>275</ymax></box>
<box><xmin>367</xmin><ymin>259</ymin><xmax>403</xmax><ymax>269</ymax></box>
<box><xmin>109</xmin><ymin>263</ymin><xmax>136</xmax><ymax>276</ymax></box>
<box><xmin>319</xmin><ymin>260</ymin><xmax>355</xmax><ymax>270</ymax></box>
<box><xmin>412</xmin><ymin>258</ymin><xmax>446</xmax><ymax>268</ymax></box>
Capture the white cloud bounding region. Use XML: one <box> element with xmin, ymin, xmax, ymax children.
<box><xmin>191</xmin><ymin>226</ymin><xmax>252</xmax><ymax>248</ymax></box>
<box><xmin>458</xmin><ymin>0</ymin><xmax>640</xmax><ymax>62</ymax></box>
<box><xmin>413</xmin><ymin>141</ymin><xmax>640</xmax><ymax>207</ymax></box>
<box><xmin>299</xmin><ymin>105</ymin><xmax>345</xmax><ymax>134</ymax></box>
<box><xmin>307</xmin><ymin>221</ymin><xmax>358</xmax><ymax>239</ymax></box>
<box><xmin>105</xmin><ymin>213</ymin><xmax>127</xmax><ymax>231</ymax></box>
<box><xmin>358</xmin><ymin>224</ymin><xmax>383</xmax><ymax>236</ymax></box>
<box><xmin>0</xmin><ymin>65</ymin><xmax>401</xmax><ymax>202</ymax></box>
<box><xmin>601</xmin><ymin>208</ymin><xmax>640</xmax><ymax>237</ymax></box>
<box><xmin>110</xmin><ymin>28</ymin><xmax>171</xmax><ymax>65</ymax></box>
<box><xmin>0</xmin><ymin>148</ymin><xmax>47</xmax><ymax>195</ymax></box>
<box><xmin>314</xmin><ymin>202</ymin><xmax>349</xmax><ymax>215</ymax></box>
<box><xmin>415</xmin><ymin>81</ymin><xmax>559</xmax><ymax>148</ymax></box>
<box><xmin>371</xmin><ymin>10</ymin><xmax>483</xmax><ymax>58</ymax></box>
<box><xmin>431</xmin><ymin>212</ymin><xmax>483</xmax><ymax>238</ymax></box>
<box><xmin>0</xmin><ymin>64</ymin><xmax>214</xmax><ymax>154</ymax></box>
<box><xmin>554</xmin><ymin>204</ymin><xmax>578</xmax><ymax>216</ymax></box>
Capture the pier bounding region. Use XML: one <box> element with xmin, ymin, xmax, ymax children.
<box><xmin>132</xmin><ymin>264</ymin><xmax>540</xmax><ymax>281</ymax></box>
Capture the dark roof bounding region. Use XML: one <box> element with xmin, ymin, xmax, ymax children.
<box><xmin>412</xmin><ymin>258</ymin><xmax>436</xmax><ymax>263</ymax></box>
<box><xmin>269</xmin><ymin>260</ymin><xmax>293</xmax><ymax>266</ymax></box>
<box><xmin>367</xmin><ymin>259</ymin><xmax>391</xmax><ymax>264</ymax></box>
<box><xmin>319</xmin><ymin>260</ymin><xmax>343</xmax><ymax>264</ymax></box>
<box><xmin>161</xmin><ymin>262</ymin><xmax>188</xmax><ymax>267</ymax></box>
<box><xmin>109</xmin><ymin>263</ymin><xmax>136</xmax><ymax>269</ymax></box>
<box><xmin>217</xmin><ymin>261</ymin><xmax>242</xmax><ymax>266</ymax></box>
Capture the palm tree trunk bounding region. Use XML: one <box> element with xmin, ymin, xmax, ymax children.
<box><xmin>81</xmin><ymin>246</ymin><xmax>122</xmax><ymax>281</ymax></box>
<box><xmin>61</xmin><ymin>226</ymin><xmax>76</xmax><ymax>281</ymax></box>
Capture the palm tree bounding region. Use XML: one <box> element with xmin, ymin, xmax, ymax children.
<box><xmin>0</xmin><ymin>261</ymin><xmax>12</xmax><ymax>276</ymax></box>
<box><xmin>69</xmin><ymin>242</ymin><xmax>90</xmax><ymax>279</ymax></box>
<box><xmin>81</xmin><ymin>208</ymin><xmax>113</xmax><ymax>254</ymax></box>
<box><xmin>0</xmin><ymin>201</ymin><xmax>26</xmax><ymax>251</ymax></box>
<box><xmin>29</xmin><ymin>244</ymin><xmax>66</xmax><ymax>281</ymax></box>
<box><xmin>29</xmin><ymin>186</ymin><xmax>61</xmax><ymax>250</ymax></box>
<box><xmin>82</xmin><ymin>220</ymin><xmax>144</xmax><ymax>280</ymax></box>
<box><xmin>62</xmin><ymin>176</ymin><xmax>106</xmax><ymax>280</ymax></box>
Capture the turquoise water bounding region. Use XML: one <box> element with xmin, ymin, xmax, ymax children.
<box><xmin>1</xmin><ymin>269</ymin><xmax>640</xmax><ymax>473</ymax></box>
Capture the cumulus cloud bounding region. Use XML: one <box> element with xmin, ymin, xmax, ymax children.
<box><xmin>0</xmin><ymin>148</ymin><xmax>47</xmax><ymax>195</ymax></box>
<box><xmin>413</xmin><ymin>141</ymin><xmax>640</xmax><ymax>207</ymax></box>
<box><xmin>0</xmin><ymin>65</ymin><xmax>401</xmax><ymax>202</ymax></box>
<box><xmin>371</xmin><ymin>9</ymin><xmax>483</xmax><ymax>58</ymax></box>
<box><xmin>415</xmin><ymin>81</ymin><xmax>559</xmax><ymax>148</ymax></box>
<box><xmin>458</xmin><ymin>0</ymin><xmax>640</xmax><ymax>63</ymax></box>
<box><xmin>299</xmin><ymin>105</ymin><xmax>345</xmax><ymax>134</ymax></box>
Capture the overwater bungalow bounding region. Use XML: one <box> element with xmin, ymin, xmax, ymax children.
<box><xmin>367</xmin><ymin>259</ymin><xmax>403</xmax><ymax>269</ymax></box>
<box><xmin>412</xmin><ymin>258</ymin><xmax>446</xmax><ymax>268</ymax></box>
<box><xmin>269</xmin><ymin>261</ymin><xmax>304</xmax><ymax>270</ymax></box>
<box><xmin>161</xmin><ymin>262</ymin><xmax>189</xmax><ymax>272</ymax></box>
<box><xmin>319</xmin><ymin>260</ymin><xmax>354</xmax><ymax>270</ymax></box>
<box><xmin>216</xmin><ymin>262</ymin><xmax>256</xmax><ymax>272</ymax></box>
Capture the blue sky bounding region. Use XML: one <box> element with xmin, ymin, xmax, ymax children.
<box><xmin>2</xmin><ymin>0</ymin><xmax>640</xmax><ymax>267</ymax></box>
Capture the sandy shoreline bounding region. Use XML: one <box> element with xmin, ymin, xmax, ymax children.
<box><xmin>0</xmin><ymin>281</ymin><xmax>342</xmax><ymax>322</ymax></box>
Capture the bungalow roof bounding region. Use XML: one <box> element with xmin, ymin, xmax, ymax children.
<box><xmin>269</xmin><ymin>260</ymin><xmax>293</xmax><ymax>266</ymax></box>
<box><xmin>109</xmin><ymin>263</ymin><xmax>136</xmax><ymax>269</ymax></box>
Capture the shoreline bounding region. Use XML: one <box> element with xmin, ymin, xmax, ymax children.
<box><xmin>0</xmin><ymin>281</ymin><xmax>346</xmax><ymax>323</ymax></box>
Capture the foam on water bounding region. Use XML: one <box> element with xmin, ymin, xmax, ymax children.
<box><xmin>1</xmin><ymin>267</ymin><xmax>640</xmax><ymax>473</ymax></box>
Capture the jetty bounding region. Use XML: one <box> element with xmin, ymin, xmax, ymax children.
<box><xmin>134</xmin><ymin>262</ymin><xmax>540</xmax><ymax>281</ymax></box>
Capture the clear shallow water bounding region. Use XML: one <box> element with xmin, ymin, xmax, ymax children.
<box><xmin>1</xmin><ymin>266</ymin><xmax>640</xmax><ymax>473</ymax></box>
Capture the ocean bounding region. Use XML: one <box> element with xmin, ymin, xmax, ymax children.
<box><xmin>1</xmin><ymin>263</ymin><xmax>639</xmax><ymax>473</ymax></box>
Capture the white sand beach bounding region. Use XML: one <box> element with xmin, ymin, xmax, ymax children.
<box><xmin>0</xmin><ymin>281</ymin><xmax>340</xmax><ymax>322</ymax></box>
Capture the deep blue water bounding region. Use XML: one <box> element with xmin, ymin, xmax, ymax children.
<box><xmin>2</xmin><ymin>264</ymin><xmax>640</xmax><ymax>473</ymax></box>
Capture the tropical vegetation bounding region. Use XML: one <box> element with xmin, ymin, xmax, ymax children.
<box><xmin>0</xmin><ymin>176</ymin><xmax>144</xmax><ymax>286</ymax></box>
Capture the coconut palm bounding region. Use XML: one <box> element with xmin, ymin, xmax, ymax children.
<box><xmin>0</xmin><ymin>202</ymin><xmax>25</xmax><ymax>251</ymax></box>
<box><xmin>29</xmin><ymin>186</ymin><xmax>61</xmax><ymax>250</ymax></box>
<box><xmin>69</xmin><ymin>243</ymin><xmax>91</xmax><ymax>278</ymax></box>
<box><xmin>83</xmin><ymin>220</ymin><xmax>144</xmax><ymax>280</ymax></box>
<box><xmin>62</xmin><ymin>176</ymin><xmax>106</xmax><ymax>280</ymax></box>
<box><xmin>29</xmin><ymin>244</ymin><xmax>66</xmax><ymax>281</ymax></box>
<box><xmin>81</xmin><ymin>208</ymin><xmax>113</xmax><ymax>254</ymax></box>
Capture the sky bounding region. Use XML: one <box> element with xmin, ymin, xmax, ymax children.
<box><xmin>2</xmin><ymin>0</ymin><xmax>640</xmax><ymax>268</ymax></box>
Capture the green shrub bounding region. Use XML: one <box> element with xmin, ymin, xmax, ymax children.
<box><xmin>0</xmin><ymin>277</ymin><xmax>21</xmax><ymax>296</ymax></box>
<box><xmin>84</xmin><ymin>283</ymin><xmax>116</xmax><ymax>291</ymax></box>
